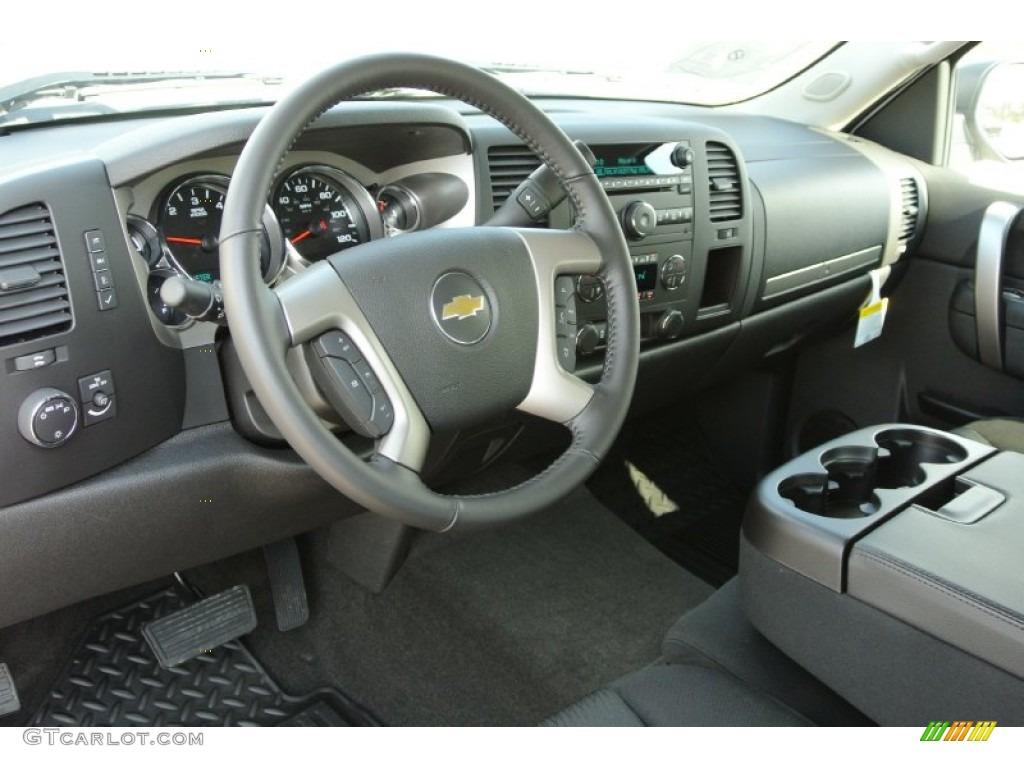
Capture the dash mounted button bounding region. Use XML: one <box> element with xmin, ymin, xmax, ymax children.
<box><xmin>77</xmin><ymin>369</ymin><xmax>117</xmax><ymax>426</ymax></box>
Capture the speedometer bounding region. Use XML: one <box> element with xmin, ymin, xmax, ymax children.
<box><xmin>273</xmin><ymin>167</ymin><xmax>382</xmax><ymax>262</ymax></box>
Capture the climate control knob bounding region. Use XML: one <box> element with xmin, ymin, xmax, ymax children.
<box><xmin>656</xmin><ymin>310</ymin><xmax>685</xmax><ymax>340</ymax></box>
<box><xmin>622</xmin><ymin>201</ymin><xmax>657</xmax><ymax>240</ymax></box>
<box><xmin>18</xmin><ymin>388</ymin><xmax>79</xmax><ymax>448</ymax></box>
<box><xmin>576</xmin><ymin>323</ymin><xmax>601</xmax><ymax>356</ymax></box>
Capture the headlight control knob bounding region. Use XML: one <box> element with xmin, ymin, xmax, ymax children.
<box><xmin>18</xmin><ymin>388</ymin><xmax>79</xmax><ymax>448</ymax></box>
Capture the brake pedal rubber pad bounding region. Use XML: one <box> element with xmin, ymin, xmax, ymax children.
<box><xmin>142</xmin><ymin>585</ymin><xmax>257</xmax><ymax>669</ymax></box>
<box><xmin>0</xmin><ymin>663</ymin><xmax>20</xmax><ymax>716</ymax></box>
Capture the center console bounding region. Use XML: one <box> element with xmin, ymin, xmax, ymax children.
<box><xmin>547</xmin><ymin>136</ymin><xmax>752</xmax><ymax>373</ymax></box>
<box><xmin>741</xmin><ymin>424</ymin><xmax>1024</xmax><ymax>725</ymax></box>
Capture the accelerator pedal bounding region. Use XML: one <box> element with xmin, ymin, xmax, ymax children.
<box><xmin>0</xmin><ymin>663</ymin><xmax>20</xmax><ymax>717</ymax></box>
<box><xmin>264</xmin><ymin>538</ymin><xmax>310</xmax><ymax>631</ymax></box>
<box><xmin>142</xmin><ymin>585</ymin><xmax>256</xmax><ymax>668</ymax></box>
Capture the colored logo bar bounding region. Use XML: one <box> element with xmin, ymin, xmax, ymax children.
<box><xmin>920</xmin><ymin>721</ymin><xmax>997</xmax><ymax>741</ymax></box>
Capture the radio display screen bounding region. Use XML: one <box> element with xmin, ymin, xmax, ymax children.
<box><xmin>591</xmin><ymin>144</ymin><xmax>662</xmax><ymax>178</ymax></box>
<box><xmin>633</xmin><ymin>263</ymin><xmax>657</xmax><ymax>292</ymax></box>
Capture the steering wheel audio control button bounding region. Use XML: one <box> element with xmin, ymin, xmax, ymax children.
<box><xmin>324</xmin><ymin>358</ymin><xmax>373</xmax><ymax>414</ymax></box>
<box><xmin>352</xmin><ymin>359</ymin><xmax>383</xmax><ymax>393</ymax></box>
<box><xmin>556</xmin><ymin>335</ymin><xmax>576</xmax><ymax>373</ymax></box>
<box><xmin>308</xmin><ymin>332</ymin><xmax>393</xmax><ymax>438</ymax></box>
<box><xmin>369</xmin><ymin>396</ymin><xmax>394</xmax><ymax>434</ymax></box>
<box><xmin>312</xmin><ymin>330</ymin><xmax>362</xmax><ymax>363</ymax></box>
<box><xmin>556</xmin><ymin>297</ymin><xmax>578</xmax><ymax>337</ymax></box>
<box><xmin>554</xmin><ymin>276</ymin><xmax>574</xmax><ymax>307</ymax></box>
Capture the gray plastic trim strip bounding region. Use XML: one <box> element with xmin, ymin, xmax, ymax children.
<box><xmin>763</xmin><ymin>245</ymin><xmax>882</xmax><ymax>299</ymax></box>
<box><xmin>514</xmin><ymin>229</ymin><xmax>600</xmax><ymax>424</ymax></box>
<box><xmin>274</xmin><ymin>262</ymin><xmax>430</xmax><ymax>471</ymax></box>
<box><xmin>976</xmin><ymin>201</ymin><xmax>1022</xmax><ymax>371</ymax></box>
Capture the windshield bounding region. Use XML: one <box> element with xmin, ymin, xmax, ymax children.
<box><xmin>0</xmin><ymin>11</ymin><xmax>837</xmax><ymax>130</ymax></box>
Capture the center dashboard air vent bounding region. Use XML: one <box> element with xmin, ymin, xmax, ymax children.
<box><xmin>706</xmin><ymin>142</ymin><xmax>743</xmax><ymax>222</ymax></box>
<box><xmin>487</xmin><ymin>145</ymin><xmax>541</xmax><ymax>210</ymax></box>
<box><xmin>898</xmin><ymin>176</ymin><xmax>921</xmax><ymax>245</ymax></box>
<box><xmin>0</xmin><ymin>203</ymin><xmax>73</xmax><ymax>347</ymax></box>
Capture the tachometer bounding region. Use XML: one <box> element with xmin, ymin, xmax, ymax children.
<box><xmin>156</xmin><ymin>174</ymin><xmax>283</xmax><ymax>284</ymax></box>
<box><xmin>273</xmin><ymin>166</ymin><xmax>383</xmax><ymax>262</ymax></box>
<box><xmin>160</xmin><ymin>176</ymin><xmax>229</xmax><ymax>283</ymax></box>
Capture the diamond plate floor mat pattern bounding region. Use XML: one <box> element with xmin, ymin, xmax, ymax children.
<box><xmin>586</xmin><ymin>415</ymin><xmax>747</xmax><ymax>586</ymax></box>
<box><xmin>30</xmin><ymin>584</ymin><xmax>378</xmax><ymax>727</ymax></box>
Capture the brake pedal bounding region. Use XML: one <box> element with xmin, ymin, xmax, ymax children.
<box><xmin>142</xmin><ymin>585</ymin><xmax>257</xmax><ymax>668</ymax></box>
<box><xmin>0</xmin><ymin>663</ymin><xmax>20</xmax><ymax>717</ymax></box>
<box><xmin>264</xmin><ymin>538</ymin><xmax>310</xmax><ymax>632</ymax></box>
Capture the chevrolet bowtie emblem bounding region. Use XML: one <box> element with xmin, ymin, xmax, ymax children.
<box><xmin>441</xmin><ymin>294</ymin><xmax>486</xmax><ymax>321</ymax></box>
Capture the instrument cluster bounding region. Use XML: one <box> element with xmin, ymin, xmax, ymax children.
<box><xmin>125</xmin><ymin>164</ymin><xmax>427</xmax><ymax>327</ymax></box>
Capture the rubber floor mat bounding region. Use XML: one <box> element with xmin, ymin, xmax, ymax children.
<box><xmin>30</xmin><ymin>584</ymin><xmax>379</xmax><ymax>727</ymax></box>
<box><xmin>587</xmin><ymin>415</ymin><xmax>747</xmax><ymax>586</ymax></box>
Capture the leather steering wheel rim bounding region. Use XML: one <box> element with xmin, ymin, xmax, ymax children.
<box><xmin>220</xmin><ymin>53</ymin><xmax>639</xmax><ymax>531</ymax></box>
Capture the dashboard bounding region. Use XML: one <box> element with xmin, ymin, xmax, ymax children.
<box><xmin>0</xmin><ymin>96</ymin><xmax>928</xmax><ymax>628</ymax></box>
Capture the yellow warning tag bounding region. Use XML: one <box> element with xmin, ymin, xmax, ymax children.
<box><xmin>855</xmin><ymin>269</ymin><xmax>889</xmax><ymax>348</ymax></box>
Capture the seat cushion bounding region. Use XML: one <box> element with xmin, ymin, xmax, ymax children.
<box><xmin>953</xmin><ymin>418</ymin><xmax>1024</xmax><ymax>451</ymax></box>
<box><xmin>541</xmin><ymin>664</ymin><xmax>810</xmax><ymax>726</ymax></box>
<box><xmin>662</xmin><ymin>579</ymin><xmax>872</xmax><ymax>725</ymax></box>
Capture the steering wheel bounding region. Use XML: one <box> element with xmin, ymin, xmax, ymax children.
<box><xmin>220</xmin><ymin>54</ymin><xmax>639</xmax><ymax>531</ymax></box>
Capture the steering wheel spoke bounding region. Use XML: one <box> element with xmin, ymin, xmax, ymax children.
<box><xmin>512</xmin><ymin>229</ymin><xmax>601</xmax><ymax>424</ymax></box>
<box><xmin>274</xmin><ymin>262</ymin><xmax>430</xmax><ymax>472</ymax></box>
<box><xmin>222</xmin><ymin>54</ymin><xmax>638</xmax><ymax>530</ymax></box>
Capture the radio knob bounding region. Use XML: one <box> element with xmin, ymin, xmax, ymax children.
<box><xmin>671</xmin><ymin>144</ymin><xmax>695</xmax><ymax>169</ymax></box>
<box><xmin>18</xmin><ymin>388</ymin><xmax>79</xmax><ymax>448</ymax></box>
<box><xmin>656</xmin><ymin>310</ymin><xmax>685</xmax><ymax>340</ymax></box>
<box><xmin>622</xmin><ymin>201</ymin><xmax>657</xmax><ymax>240</ymax></box>
<box><xmin>576</xmin><ymin>323</ymin><xmax>601</xmax><ymax>356</ymax></box>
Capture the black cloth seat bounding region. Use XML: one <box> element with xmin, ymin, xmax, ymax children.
<box><xmin>541</xmin><ymin>664</ymin><xmax>810</xmax><ymax>727</ymax></box>
<box><xmin>542</xmin><ymin>580</ymin><xmax>873</xmax><ymax>727</ymax></box>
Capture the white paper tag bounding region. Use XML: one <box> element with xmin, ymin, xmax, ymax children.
<box><xmin>854</xmin><ymin>268</ymin><xmax>889</xmax><ymax>348</ymax></box>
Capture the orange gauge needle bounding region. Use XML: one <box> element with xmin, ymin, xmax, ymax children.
<box><xmin>166</xmin><ymin>236</ymin><xmax>203</xmax><ymax>245</ymax></box>
<box><xmin>290</xmin><ymin>230</ymin><xmax>313</xmax><ymax>244</ymax></box>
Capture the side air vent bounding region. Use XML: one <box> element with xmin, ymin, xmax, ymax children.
<box><xmin>706</xmin><ymin>142</ymin><xmax>743</xmax><ymax>222</ymax></box>
<box><xmin>487</xmin><ymin>145</ymin><xmax>541</xmax><ymax>210</ymax></box>
<box><xmin>898</xmin><ymin>177</ymin><xmax>921</xmax><ymax>244</ymax></box>
<box><xmin>0</xmin><ymin>203</ymin><xmax>72</xmax><ymax>346</ymax></box>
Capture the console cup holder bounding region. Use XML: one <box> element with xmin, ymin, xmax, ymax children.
<box><xmin>873</xmin><ymin>428</ymin><xmax>968</xmax><ymax>488</ymax></box>
<box><xmin>778</xmin><ymin>429</ymin><xmax>970</xmax><ymax>519</ymax></box>
<box><xmin>779</xmin><ymin>446</ymin><xmax>881</xmax><ymax>518</ymax></box>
